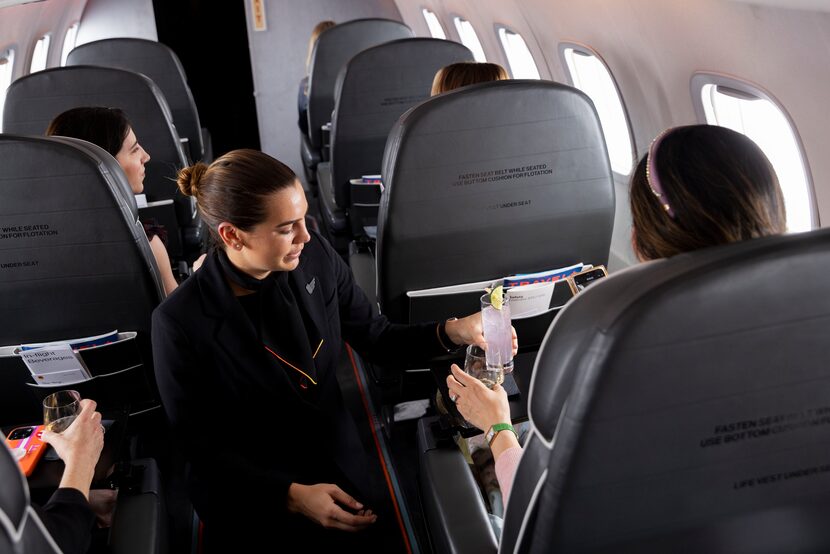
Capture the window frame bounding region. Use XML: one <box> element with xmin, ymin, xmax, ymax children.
<box><xmin>0</xmin><ymin>47</ymin><xmax>17</xmax><ymax>131</ymax></box>
<box><xmin>60</xmin><ymin>22</ymin><xmax>80</xmax><ymax>66</ymax></box>
<box><xmin>421</xmin><ymin>8</ymin><xmax>446</xmax><ymax>40</ymax></box>
<box><xmin>451</xmin><ymin>15</ymin><xmax>486</xmax><ymax>62</ymax></box>
<box><xmin>690</xmin><ymin>71</ymin><xmax>819</xmax><ymax>229</ymax></box>
<box><xmin>494</xmin><ymin>25</ymin><xmax>540</xmax><ymax>79</ymax></box>
<box><xmin>29</xmin><ymin>33</ymin><xmax>51</xmax><ymax>74</ymax></box>
<box><xmin>558</xmin><ymin>42</ymin><xmax>636</xmax><ymax>176</ymax></box>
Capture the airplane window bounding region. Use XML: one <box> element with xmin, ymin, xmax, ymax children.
<box><xmin>562</xmin><ymin>45</ymin><xmax>634</xmax><ymax>175</ymax></box>
<box><xmin>496</xmin><ymin>27</ymin><xmax>539</xmax><ymax>79</ymax></box>
<box><xmin>422</xmin><ymin>9</ymin><xmax>446</xmax><ymax>39</ymax></box>
<box><xmin>61</xmin><ymin>23</ymin><xmax>79</xmax><ymax>66</ymax></box>
<box><xmin>453</xmin><ymin>17</ymin><xmax>486</xmax><ymax>62</ymax></box>
<box><xmin>30</xmin><ymin>34</ymin><xmax>50</xmax><ymax>73</ymax></box>
<box><xmin>698</xmin><ymin>80</ymin><xmax>815</xmax><ymax>232</ymax></box>
<box><xmin>0</xmin><ymin>49</ymin><xmax>15</xmax><ymax>131</ymax></box>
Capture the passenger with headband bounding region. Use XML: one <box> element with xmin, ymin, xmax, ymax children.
<box><xmin>446</xmin><ymin>124</ymin><xmax>787</xmax><ymax>502</ymax></box>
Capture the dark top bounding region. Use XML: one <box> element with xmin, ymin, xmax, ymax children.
<box><xmin>298</xmin><ymin>76</ymin><xmax>309</xmax><ymax>136</ymax></box>
<box><xmin>34</xmin><ymin>487</ymin><xmax>95</xmax><ymax>554</ymax></box>
<box><xmin>151</xmin><ymin>230</ymin><xmax>445</xmax><ymax>547</ymax></box>
<box><xmin>141</xmin><ymin>218</ymin><xmax>168</xmax><ymax>246</ymax></box>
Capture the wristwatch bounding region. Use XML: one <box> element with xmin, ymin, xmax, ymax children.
<box><xmin>486</xmin><ymin>422</ymin><xmax>517</xmax><ymax>447</ymax></box>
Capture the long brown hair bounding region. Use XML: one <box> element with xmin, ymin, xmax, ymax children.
<box><xmin>46</xmin><ymin>106</ymin><xmax>131</xmax><ymax>157</ymax></box>
<box><xmin>177</xmin><ymin>149</ymin><xmax>297</xmax><ymax>248</ymax></box>
<box><xmin>430</xmin><ymin>62</ymin><xmax>509</xmax><ymax>95</ymax></box>
<box><xmin>630</xmin><ymin>125</ymin><xmax>787</xmax><ymax>260</ymax></box>
<box><xmin>306</xmin><ymin>20</ymin><xmax>336</xmax><ymax>73</ymax></box>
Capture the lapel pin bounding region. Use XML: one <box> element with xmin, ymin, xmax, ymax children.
<box><xmin>305</xmin><ymin>277</ymin><xmax>317</xmax><ymax>295</ymax></box>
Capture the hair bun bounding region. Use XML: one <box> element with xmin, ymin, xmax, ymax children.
<box><xmin>177</xmin><ymin>162</ymin><xmax>208</xmax><ymax>197</ymax></box>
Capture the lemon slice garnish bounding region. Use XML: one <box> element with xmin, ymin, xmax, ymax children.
<box><xmin>490</xmin><ymin>285</ymin><xmax>504</xmax><ymax>310</ymax></box>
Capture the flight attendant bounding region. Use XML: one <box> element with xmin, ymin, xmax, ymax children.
<box><xmin>151</xmin><ymin>149</ymin><xmax>497</xmax><ymax>551</ymax></box>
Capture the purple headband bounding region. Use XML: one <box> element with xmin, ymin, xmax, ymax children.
<box><xmin>646</xmin><ymin>127</ymin><xmax>678</xmax><ymax>219</ymax></box>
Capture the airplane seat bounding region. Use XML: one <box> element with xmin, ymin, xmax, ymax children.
<box><xmin>2</xmin><ymin>65</ymin><xmax>202</xmax><ymax>261</ymax></box>
<box><xmin>0</xmin><ymin>439</ymin><xmax>168</xmax><ymax>554</ymax></box>
<box><xmin>371</xmin><ymin>79</ymin><xmax>616</xmax><ymax>550</ymax></box>
<box><xmin>441</xmin><ymin>228</ymin><xmax>830</xmax><ymax>553</ymax></box>
<box><xmin>317</xmin><ymin>37</ymin><xmax>473</xmax><ymax>239</ymax></box>
<box><xmin>66</xmin><ymin>37</ymin><xmax>207</xmax><ymax>164</ymax></box>
<box><xmin>376</xmin><ymin>79</ymin><xmax>615</xmax><ymax>328</ymax></box>
<box><xmin>302</xmin><ymin>18</ymin><xmax>414</xmax><ymax>184</ymax></box>
<box><xmin>0</xmin><ymin>135</ymin><xmax>164</xmax><ymax>428</ymax></box>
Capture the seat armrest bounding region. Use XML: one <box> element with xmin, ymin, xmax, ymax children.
<box><xmin>348</xmin><ymin>243</ymin><xmax>377</xmax><ymax>316</ymax></box>
<box><xmin>301</xmin><ymin>134</ymin><xmax>321</xmax><ymax>169</ymax></box>
<box><xmin>418</xmin><ymin>417</ymin><xmax>498</xmax><ymax>554</ymax></box>
<box><xmin>109</xmin><ymin>458</ymin><xmax>167</xmax><ymax>554</ymax></box>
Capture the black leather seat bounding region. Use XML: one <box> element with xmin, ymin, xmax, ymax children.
<box><xmin>66</xmin><ymin>37</ymin><xmax>208</xmax><ymax>162</ymax></box>
<box><xmin>317</xmin><ymin>37</ymin><xmax>472</xmax><ymax>237</ymax></box>
<box><xmin>376</xmin><ymin>79</ymin><xmax>616</xmax><ymax>325</ymax></box>
<box><xmin>0</xmin><ymin>439</ymin><xmax>168</xmax><ymax>554</ymax></box>
<box><xmin>2</xmin><ymin>66</ymin><xmax>199</xmax><ymax>259</ymax></box>
<box><xmin>301</xmin><ymin>18</ymin><xmax>413</xmax><ymax>185</ymax></box>
<box><xmin>0</xmin><ymin>135</ymin><xmax>164</xmax><ymax>427</ymax></box>
<box><xmin>427</xmin><ymin>227</ymin><xmax>830</xmax><ymax>553</ymax></box>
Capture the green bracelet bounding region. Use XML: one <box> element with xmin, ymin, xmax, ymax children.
<box><xmin>486</xmin><ymin>422</ymin><xmax>517</xmax><ymax>447</ymax></box>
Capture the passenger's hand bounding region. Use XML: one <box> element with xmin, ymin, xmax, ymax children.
<box><xmin>41</xmin><ymin>398</ymin><xmax>104</xmax><ymax>499</ymax></box>
<box><xmin>446</xmin><ymin>363</ymin><xmax>511</xmax><ymax>432</ymax></box>
<box><xmin>445</xmin><ymin>313</ymin><xmax>519</xmax><ymax>356</ymax></box>
<box><xmin>287</xmin><ymin>483</ymin><xmax>377</xmax><ymax>532</ymax></box>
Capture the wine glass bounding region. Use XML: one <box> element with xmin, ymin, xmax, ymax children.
<box><xmin>43</xmin><ymin>390</ymin><xmax>81</xmax><ymax>433</ymax></box>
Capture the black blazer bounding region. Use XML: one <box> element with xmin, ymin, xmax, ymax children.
<box><xmin>152</xmin><ymin>231</ymin><xmax>443</xmax><ymax>536</ymax></box>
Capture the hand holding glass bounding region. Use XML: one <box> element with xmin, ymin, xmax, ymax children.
<box><xmin>43</xmin><ymin>390</ymin><xmax>81</xmax><ymax>433</ymax></box>
<box><xmin>464</xmin><ymin>344</ymin><xmax>504</xmax><ymax>389</ymax></box>
<box><xmin>480</xmin><ymin>292</ymin><xmax>514</xmax><ymax>375</ymax></box>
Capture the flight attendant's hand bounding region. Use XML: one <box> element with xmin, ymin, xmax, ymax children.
<box><xmin>445</xmin><ymin>313</ymin><xmax>519</xmax><ymax>356</ymax></box>
<box><xmin>287</xmin><ymin>483</ymin><xmax>377</xmax><ymax>532</ymax></box>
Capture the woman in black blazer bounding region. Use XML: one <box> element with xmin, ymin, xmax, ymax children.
<box><xmin>151</xmin><ymin>149</ymin><xmax>492</xmax><ymax>552</ymax></box>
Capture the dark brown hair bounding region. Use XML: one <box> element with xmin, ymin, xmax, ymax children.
<box><xmin>431</xmin><ymin>62</ymin><xmax>509</xmax><ymax>95</ymax></box>
<box><xmin>46</xmin><ymin>106</ymin><xmax>131</xmax><ymax>157</ymax></box>
<box><xmin>177</xmin><ymin>149</ymin><xmax>298</xmax><ymax>247</ymax></box>
<box><xmin>630</xmin><ymin>125</ymin><xmax>787</xmax><ymax>260</ymax></box>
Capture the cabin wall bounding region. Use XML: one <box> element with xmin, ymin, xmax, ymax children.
<box><xmin>0</xmin><ymin>0</ymin><xmax>86</xmax><ymax>86</ymax></box>
<box><xmin>76</xmin><ymin>0</ymin><xmax>158</xmax><ymax>45</ymax></box>
<box><xmin>396</xmin><ymin>0</ymin><xmax>830</xmax><ymax>268</ymax></box>
<box><xmin>244</xmin><ymin>0</ymin><xmax>403</xmax><ymax>177</ymax></box>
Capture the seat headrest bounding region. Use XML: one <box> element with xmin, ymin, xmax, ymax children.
<box><xmin>307</xmin><ymin>18</ymin><xmax>414</xmax><ymax>148</ymax></box>
<box><xmin>0</xmin><ymin>440</ymin><xmax>29</xmax><ymax>532</ymax></box>
<box><xmin>377</xmin><ymin>79</ymin><xmax>615</xmax><ymax>322</ymax></box>
<box><xmin>2</xmin><ymin>65</ymin><xmax>187</xmax><ymax>202</ymax></box>
<box><xmin>329</xmin><ymin>38</ymin><xmax>473</xmax><ymax>208</ymax></box>
<box><xmin>66</xmin><ymin>38</ymin><xmax>204</xmax><ymax>160</ymax></box>
<box><xmin>526</xmin><ymin>228</ymin><xmax>830</xmax><ymax>551</ymax></box>
<box><xmin>0</xmin><ymin>135</ymin><xmax>164</xmax><ymax>344</ymax></box>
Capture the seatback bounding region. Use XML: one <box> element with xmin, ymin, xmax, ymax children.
<box><xmin>66</xmin><ymin>38</ymin><xmax>205</xmax><ymax>162</ymax></box>
<box><xmin>0</xmin><ymin>441</ymin><xmax>61</xmax><ymax>554</ymax></box>
<box><xmin>2</xmin><ymin>66</ymin><xmax>188</xmax><ymax>207</ymax></box>
<box><xmin>503</xmin><ymin>228</ymin><xmax>830</xmax><ymax>553</ymax></box>
<box><xmin>0</xmin><ymin>135</ymin><xmax>164</xmax><ymax>425</ymax></box>
<box><xmin>329</xmin><ymin>38</ymin><xmax>472</xmax><ymax>209</ymax></box>
<box><xmin>377</xmin><ymin>80</ymin><xmax>616</xmax><ymax>322</ymax></box>
<box><xmin>306</xmin><ymin>18</ymin><xmax>413</xmax><ymax>149</ymax></box>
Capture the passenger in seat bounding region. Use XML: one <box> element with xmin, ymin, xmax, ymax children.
<box><xmin>298</xmin><ymin>20</ymin><xmax>336</xmax><ymax>136</ymax></box>
<box><xmin>151</xmin><ymin>149</ymin><xmax>513</xmax><ymax>552</ymax></box>
<box><xmin>46</xmin><ymin>107</ymin><xmax>180</xmax><ymax>295</ymax></box>
<box><xmin>430</xmin><ymin>61</ymin><xmax>509</xmax><ymax>96</ymax></box>
<box><xmin>447</xmin><ymin>124</ymin><xmax>787</xmax><ymax>501</ymax></box>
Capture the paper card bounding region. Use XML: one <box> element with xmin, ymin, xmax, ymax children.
<box><xmin>31</xmin><ymin>368</ymin><xmax>91</xmax><ymax>385</ymax></box>
<box><xmin>20</xmin><ymin>344</ymin><xmax>91</xmax><ymax>383</ymax></box>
